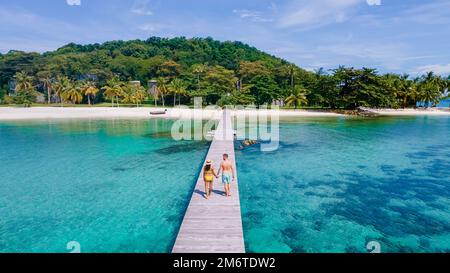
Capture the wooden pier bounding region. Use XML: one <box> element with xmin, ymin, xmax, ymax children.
<box><xmin>172</xmin><ymin>110</ymin><xmax>245</xmax><ymax>253</ymax></box>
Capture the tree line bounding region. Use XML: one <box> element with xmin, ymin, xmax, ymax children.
<box><xmin>0</xmin><ymin>37</ymin><xmax>448</xmax><ymax>108</ymax></box>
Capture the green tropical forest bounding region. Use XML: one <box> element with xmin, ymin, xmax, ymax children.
<box><xmin>0</xmin><ymin>37</ymin><xmax>448</xmax><ymax>109</ymax></box>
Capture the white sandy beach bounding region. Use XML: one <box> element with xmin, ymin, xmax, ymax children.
<box><xmin>0</xmin><ymin>107</ymin><xmax>344</xmax><ymax>121</ymax></box>
<box><xmin>0</xmin><ymin>107</ymin><xmax>449</xmax><ymax>121</ymax></box>
<box><xmin>367</xmin><ymin>108</ymin><xmax>450</xmax><ymax>116</ymax></box>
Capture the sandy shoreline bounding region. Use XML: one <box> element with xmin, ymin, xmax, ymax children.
<box><xmin>0</xmin><ymin>107</ymin><xmax>449</xmax><ymax>121</ymax></box>
<box><xmin>0</xmin><ymin>107</ymin><xmax>343</xmax><ymax>121</ymax></box>
<box><xmin>367</xmin><ymin>108</ymin><xmax>450</xmax><ymax>116</ymax></box>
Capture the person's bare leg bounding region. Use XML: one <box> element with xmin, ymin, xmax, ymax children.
<box><xmin>204</xmin><ymin>182</ymin><xmax>209</xmax><ymax>199</ymax></box>
<box><xmin>227</xmin><ymin>184</ymin><xmax>232</xmax><ymax>197</ymax></box>
<box><xmin>223</xmin><ymin>183</ymin><xmax>228</xmax><ymax>196</ymax></box>
<box><xmin>209</xmin><ymin>182</ymin><xmax>213</xmax><ymax>196</ymax></box>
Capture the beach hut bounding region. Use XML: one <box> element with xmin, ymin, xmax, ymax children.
<box><xmin>148</xmin><ymin>80</ymin><xmax>160</xmax><ymax>106</ymax></box>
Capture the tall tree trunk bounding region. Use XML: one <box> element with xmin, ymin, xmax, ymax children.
<box><xmin>88</xmin><ymin>95</ymin><xmax>91</xmax><ymax>106</ymax></box>
<box><xmin>173</xmin><ymin>94</ymin><xmax>176</xmax><ymax>107</ymax></box>
<box><xmin>47</xmin><ymin>88</ymin><xmax>51</xmax><ymax>104</ymax></box>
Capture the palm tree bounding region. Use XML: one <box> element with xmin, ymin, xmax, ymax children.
<box><xmin>15</xmin><ymin>72</ymin><xmax>34</xmax><ymax>92</ymax></box>
<box><xmin>53</xmin><ymin>76</ymin><xmax>71</xmax><ymax>106</ymax></box>
<box><xmin>53</xmin><ymin>82</ymin><xmax>62</xmax><ymax>106</ymax></box>
<box><xmin>445</xmin><ymin>78</ymin><xmax>450</xmax><ymax>108</ymax></box>
<box><xmin>285</xmin><ymin>86</ymin><xmax>308</xmax><ymax>109</ymax></box>
<box><xmin>391</xmin><ymin>74</ymin><xmax>417</xmax><ymax>108</ymax></box>
<box><xmin>446</xmin><ymin>78</ymin><xmax>450</xmax><ymax>93</ymax></box>
<box><xmin>403</xmin><ymin>79</ymin><xmax>419</xmax><ymax>108</ymax></box>
<box><xmin>102</xmin><ymin>77</ymin><xmax>124</xmax><ymax>107</ymax></box>
<box><xmin>61</xmin><ymin>80</ymin><xmax>83</xmax><ymax>104</ymax></box>
<box><xmin>418</xmin><ymin>72</ymin><xmax>445</xmax><ymax>108</ymax></box>
<box><xmin>156</xmin><ymin>77</ymin><xmax>169</xmax><ymax>107</ymax></box>
<box><xmin>168</xmin><ymin>78</ymin><xmax>187</xmax><ymax>107</ymax></box>
<box><xmin>39</xmin><ymin>75</ymin><xmax>53</xmax><ymax>104</ymax></box>
<box><xmin>123</xmin><ymin>83</ymin><xmax>147</xmax><ymax>107</ymax></box>
<box><xmin>80</xmin><ymin>81</ymin><xmax>99</xmax><ymax>105</ymax></box>
<box><xmin>14</xmin><ymin>72</ymin><xmax>36</xmax><ymax>106</ymax></box>
<box><xmin>133</xmin><ymin>86</ymin><xmax>147</xmax><ymax>107</ymax></box>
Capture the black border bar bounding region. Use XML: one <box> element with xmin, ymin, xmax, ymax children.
<box><xmin>1</xmin><ymin>253</ymin><xmax>448</xmax><ymax>272</ymax></box>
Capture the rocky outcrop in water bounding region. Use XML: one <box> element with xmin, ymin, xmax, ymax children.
<box><xmin>357</xmin><ymin>107</ymin><xmax>380</xmax><ymax>117</ymax></box>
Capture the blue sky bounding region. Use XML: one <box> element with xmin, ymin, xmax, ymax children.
<box><xmin>0</xmin><ymin>0</ymin><xmax>449</xmax><ymax>75</ymax></box>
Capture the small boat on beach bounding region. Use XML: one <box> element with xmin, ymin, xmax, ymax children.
<box><xmin>150</xmin><ymin>109</ymin><xmax>167</xmax><ymax>115</ymax></box>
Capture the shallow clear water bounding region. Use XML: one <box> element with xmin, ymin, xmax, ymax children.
<box><xmin>0</xmin><ymin>119</ymin><xmax>209</xmax><ymax>253</ymax></box>
<box><xmin>236</xmin><ymin>116</ymin><xmax>450</xmax><ymax>253</ymax></box>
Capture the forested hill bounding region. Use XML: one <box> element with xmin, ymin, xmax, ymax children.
<box><xmin>0</xmin><ymin>37</ymin><xmax>294</xmax><ymax>87</ymax></box>
<box><xmin>0</xmin><ymin>37</ymin><xmax>448</xmax><ymax>109</ymax></box>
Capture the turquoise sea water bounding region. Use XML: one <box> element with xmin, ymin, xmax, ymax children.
<box><xmin>0</xmin><ymin>119</ymin><xmax>209</xmax><ymax>253</ymax></box>
<box><xmin>236</xmin><ymin>116</ymin><xmax>450</xmax><ymax>253</ymax></box>
<box><xmin>1</xmin><ymin>116</ymin><xmax>450</xmax><ymax>253</ymax></box>
<box><xmin>437</xmin><ymin>99</ymin><xmax>450</xmax><ymax>108</ymax></box>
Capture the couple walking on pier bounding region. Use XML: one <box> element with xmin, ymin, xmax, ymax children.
<box><xmin>202</xmin><ymin>154</ymin><xmax>235</xmax><ymax>199</ymax></box>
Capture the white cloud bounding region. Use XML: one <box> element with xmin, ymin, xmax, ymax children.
<box><xmin>400</xmin><ymin>1</ymin><xmax>450</xmax><ymax>25</ymax></box>
<box><xmin>398</xmin><ymin>55</ymin><xmax>437</xmax><ymax>62</ymax></box>
<box><xmin>0</xmin><ymin>7</ymin><xmax>80</xmax><ymax>52</ymax></box>
<box><xmin>366</xmin><ymin>0</ymin><xmax>381</xmax><ymax>6</ymax></box>
<box><xmin>66</xmin><ymin>0</ymin><xmax>81</xmax><ymax>6</ymax></box>
<box><xmin>269</xmin><ymin>38</ymin><xmax>414</xmax><ymax>72</ymax></box>
<box><xmin>352</xmin><ymin>1</ymin><xmax>450</xmax><ymax>27</ymax></box>
<box><xmin>138</xmin><ymin>23</ymin><xmax>164</xmax><ymax>33</ymax></box>
<box><xmin>413</xmin><ymin>64</ymin><xmax>450</xmax><ymax>75</ymax></box>
<box><xmin>233</xmin><ymin>9</ymin><xmax>273</xmax><ymax>22</ymax></box>
<box><xmin>0</xmin><ymin>6</ymin><xmax>140</xmax><ymax>53</ymax></box>
<box><xmin>278</xmin><ymin>0</ymin><xmax>361</xmax><ymax>28</ymax></box>
<box><xmin>318</xmin><ymin>42</ymin><xmax>412</xmax><ymax>70</ymax></box>
<box><xmin>277</xmin><ymin>0</ymin><xmax>382</xmax><ymax>29</ymax></box>
<box><xmin>131</xmin><ymin>0</ymin><xmax>153</xmax><ymax>16</ymax></box>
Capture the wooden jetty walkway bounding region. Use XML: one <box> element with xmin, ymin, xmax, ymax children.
<box><xmin>172</xmin><ymin>109</ymin><xmax>245</xmax><ymax>253</ymax></box>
